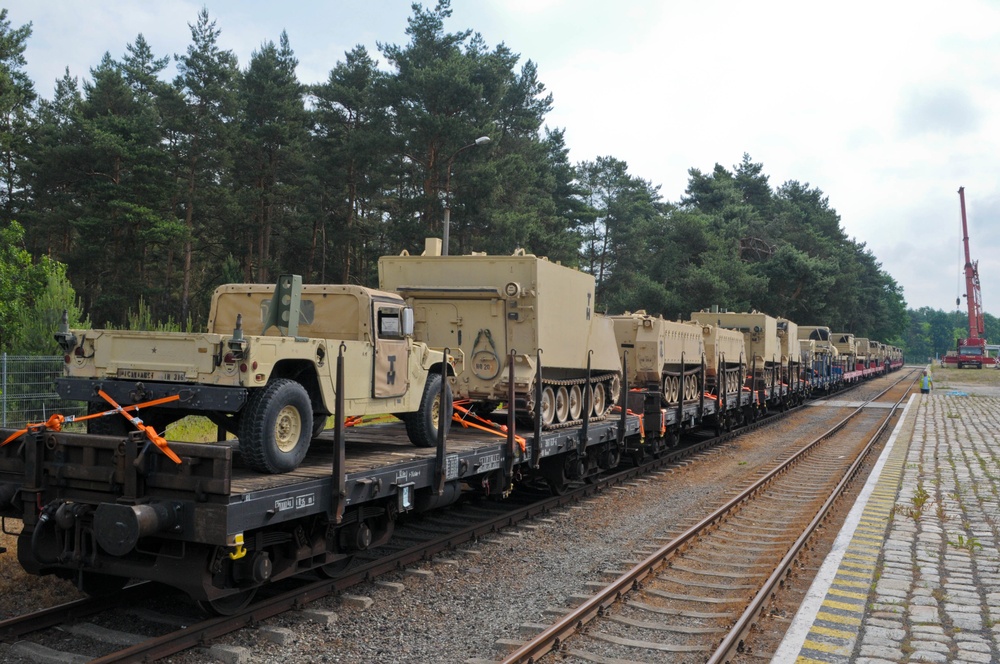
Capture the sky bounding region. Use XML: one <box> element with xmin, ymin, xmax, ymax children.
<box><xmin>4</xmin><ymin>0</ymin><xmax>1000</xmax><ymax>314</ymax></box>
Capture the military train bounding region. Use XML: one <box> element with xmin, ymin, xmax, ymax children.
<box><xmin>0</xmin><ymin>241</ymin><xmax>904</xmax><ymax>613</ymax></box>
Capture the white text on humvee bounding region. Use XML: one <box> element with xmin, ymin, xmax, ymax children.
<box><xmin>55</xmin><ymin>276</ymin><xmax>453</xmax><ymax>473</ymax></box>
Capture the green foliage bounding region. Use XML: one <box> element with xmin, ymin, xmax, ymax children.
<box><xmin>116</xmin><ymin>297</ymin><xmax>189</xmax><ymax>332</ymax></box>
<box><xmin>1</xmin><ymin>220</ymin><xmax>82</xmax><ymax>353</ymax></box>
<box><xmin>10</xmin><ymin>260</ymin><xmax>89</xmax><ymax>355</ymax></box>
<box><xmin>2</xmin><ymin>3</ymin><xmax>911</xmax><ymax>350</ymax></box>
<box><xmin>0</xmin><ymin>9</ymin><xmax>36</xmax><ymax>217</ymax></box>
<box><xmin>0</xmin><ymin>220</ymin><xmax>34</xmax><ymax>351</ymax></box>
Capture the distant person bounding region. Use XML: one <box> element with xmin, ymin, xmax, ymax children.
<box><xmin>920</xmin><ymin>370</ymin><xmax>932</xmax><ymax>395</ymax></box>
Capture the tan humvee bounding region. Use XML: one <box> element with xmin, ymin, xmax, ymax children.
<box><xmin>379</xmin><ymin>241</ymin><xmax>621</xmax><ymax>428</ymax></box>
<box><xmin>55</xmin><ymin>276</ymin><xmax>451</xmax><ymax>473</ymax></box>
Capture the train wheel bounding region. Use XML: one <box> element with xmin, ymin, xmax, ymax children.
<box><xmin>239</xmin><ymin>379</ymin><xmax>313</xmax><ymax>473</ymax></box>
<box><xmin>540</xmin><ymin>386</ymin><xmax>556</xmax><ymax>426</ymax></box>
<box><xmin>568</xmin><ymin>385</ymin><xmax>583</xmax><ymax>420</ymax></box>
<box><xmin>555</xmin><ymin>386</ymin><xmax>570</xmax><ymax>423</ymax></box>
<box><xmin>591</xmin><ymin>382</ymin><xmax>606</xmax><ymax>416</ymax></box>
<box><xmin>197</xmin><ymin>588</ymin><xmax>258</xmax><ymax>616</ymax></box>
<box><xmin>317</xmin><ymin>555</ymin><xmax>355</xmax><ymax>578</ymax></box>
<box><xmin>540</xmin><ymin>458</ymin><xmax>572</xmax><ymax>495</ymax></box>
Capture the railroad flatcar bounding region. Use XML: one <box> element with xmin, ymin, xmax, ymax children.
<box><xmin>0</xmin><ymin>241</ymin><xmax>905</xmax><ymax>612</ymax></box>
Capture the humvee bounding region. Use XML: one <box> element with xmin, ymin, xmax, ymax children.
<box><xmin>55</xmin><ymin>276</ymin><xmax>453</xmax><ymax>473</ymax></box>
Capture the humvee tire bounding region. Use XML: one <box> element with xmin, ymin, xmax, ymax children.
<box><xmin>238</xmin><ymin>378</ymin><xmax>313</xmax><ymax>473</ymax></box>
<box><xmin>404</xmin><ymin>373</ymin><xmax>452</xmax><ymax>448</ymax></box>
<box><xmin>312</xmin><ymin>414</ymin><xmax>328</xmax><ymax>439</ymax></box>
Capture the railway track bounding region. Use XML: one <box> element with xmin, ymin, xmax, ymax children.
<box><xmin>0</xmin><ymin>373</ymin><xmax>908</xmax><ymax>662</ymax></box>
<box><xmin>499</xmin><ymin>368</ymin><xmax>918</xmax><ymax>663</ymax></box>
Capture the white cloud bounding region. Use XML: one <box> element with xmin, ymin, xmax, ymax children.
<box><xmin>6</xmin><ymin>0</ymin><xmax>1000</xmax><ymax>314</ymax></box>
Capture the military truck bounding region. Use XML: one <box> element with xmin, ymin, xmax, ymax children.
<box><xmin>55</xmin><ymin>276</ymin><xmax>452</xmax><ymax>473</ymax></box>
<box><xmin>379</xmin><ymin>241</ymin><xmax>621</xmax><ymax>428</ymax></box>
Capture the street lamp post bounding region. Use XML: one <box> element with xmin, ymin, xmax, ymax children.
<box><xmin>442</xmin><ymin>135</ymin><xmax>490</xmax><ymax>256</ymax></box>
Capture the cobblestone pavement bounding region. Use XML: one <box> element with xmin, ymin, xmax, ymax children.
<box><xmin>776</xmin><ymin>386</ymin><xmax>1000</xmax><ymax>663</ymax></box>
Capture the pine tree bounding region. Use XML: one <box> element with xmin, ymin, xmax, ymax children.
<box><xmin>172</xmin><ymin>8</ymin><xmax>239</xmax><ymax>321</ymax></box>
<box><xmin>0</xmin><ymin>9</ymin><xmax>36</xmax><ymax>219</ymax></box>
<box><xmin>236</xmin><ymin>31</ymin><xmax>309</xmax><ymax>283</ymax></box>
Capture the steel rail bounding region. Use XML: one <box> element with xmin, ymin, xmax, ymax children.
<box><xmin>0</xmin><ymin>582</ymin><xmax>151</xmax><ymax>640</ymax></box>
<box><xmin>499</xmin><ymin>368</ymin><xmax>917</xmax><ymax>664</ymax></box>
<box><xmin>5</xmin><ymin>371</ymin><xmax>887</xmax><ymax>661</ymax></box>
<box><xmin>707</xmin><ymin>369</ymin><xmax>919</xmax><ymax>663</ymax></box>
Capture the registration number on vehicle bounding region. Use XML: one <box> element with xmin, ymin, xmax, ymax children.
<box><xmin>116</xmin><ymin>369</ymin><xmax>187</xmax><ymax>381</ymax></box>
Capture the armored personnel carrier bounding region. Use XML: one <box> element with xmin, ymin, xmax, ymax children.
<box><xmin>609</xmin><ymin>312</ymin><xmax>705</xmax><ymax>405</ymax></box>
<box><xmin>698</xmin><ymin>322</ymin><xmax>747</xmax><ymax>397</ymax></box>
<box><xmin>379</xmin><ymin>241</ymin><xmax>621</xmax><ymax>428</ymax></box>
<box><xmin>690</xmin><ymin>310</ymin><xmax>781</xmax><ymax>388</ymax></box>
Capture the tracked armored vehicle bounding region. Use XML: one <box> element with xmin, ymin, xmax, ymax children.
<box><xmin>690</xmin><ymin>310</ymin><xmax>781</xmax><ymax>389</ymax></box>
<box><xmin>379</xmin><ymin>241</ymin><xmax>621</xmax><ymax>428</ymax></box>
<box><xmin>609</xmin><ymin>312</ymin><xmax>704</xmax><ymax>405</ymax></box>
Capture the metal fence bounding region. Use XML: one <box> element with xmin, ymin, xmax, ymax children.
<box><xmin>0</xmin><ymin>354</ymin><xmax>86</xmax><ymax>428</ymax></box>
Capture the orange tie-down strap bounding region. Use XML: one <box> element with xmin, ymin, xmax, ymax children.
<box><xmin>452</xmin><ymin>401</ymin><xmax>526</xmax><ymax>453</ymax></box>
<box><xmin>2</xmin><ymin>392</ymin><xmax>183</xmax><ymax>464</ymax></box>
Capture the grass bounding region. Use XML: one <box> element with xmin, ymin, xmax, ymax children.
<box><xmin>163</xmin><ymin>413</ymin><xmax>402</xmax><ymax>443</ymax></box>
<box><xmin>930</xmin><ymin>364</ymin><xmax>1000</xmax><ymax>389</ymax></box>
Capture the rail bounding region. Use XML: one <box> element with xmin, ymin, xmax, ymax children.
<box><xmin>499</xmin><ymin>367</ymin><xmax>918</xmax><ymax>664</ymax></box>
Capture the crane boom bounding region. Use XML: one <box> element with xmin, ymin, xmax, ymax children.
<box><xmin>958</xmin><ymin>186</ymin><xmax>985</xmax><ymax>339</ymax></box>
<box><xmin>958</xmin><ymin>187</ymin><xmax>986</xmax><ymax>345</ymax></box>
<box><xmin>943</xmin><ymin>187</ymin><xmax>992</xmax><ymax>368</ymax></box>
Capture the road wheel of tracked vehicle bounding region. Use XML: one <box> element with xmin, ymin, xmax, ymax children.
<box><xmin>590</xmin><ymin>382</ymin><xmax>606</xmax><ymax>417</ymax></box>
<box><xmin>405</xmin><ymin>373</ymin><xmax>452</xmax><ymax>447</ymax></box>
<box><xmin>197</xmin><ymin>588</ymin><xmax>258</xmax><ymax>616</ymax></box>
<box><xmin>607</xmin><ymin>375</ymin><xmax>621</xmax><ymax>407</ymax></box>
<box><xmin>663</xmin><ymin>375</ymin><xmax>680</xmax><ymax>404</ymax></box>
<box><xmin>555</xmin><ymin>386</ymin><xmax>570</xmax><ymax>423</ymax></box>
<box><xmin>539</xmin><ymin>386</ymin><xmax>556</xmax><ymax>426</ymax></box>
<box><xmin>239</xmin><ymin>379</ymin><xmax>313</xmax><ymax>474</ymax></box>
<box><xmin>568</xmin><ymin>385</ymin><xmax>583</xmax><ymax>420</ymax></box>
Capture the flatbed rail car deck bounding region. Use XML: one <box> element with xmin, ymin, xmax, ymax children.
<box><xmin>0</xmin><ymin>416</ymin><xmax>640</xmax><ymax>541</ymax></box>
<box><xmin>0</xmin><ymin>415</ymin><xmax>641</xmax><ymax>607</ymax></box>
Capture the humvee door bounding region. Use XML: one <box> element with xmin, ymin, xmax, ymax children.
<box><xmin>373</xmin><ymin>305</ymin><xmax>409</xmax><ymax>398</ymax></box>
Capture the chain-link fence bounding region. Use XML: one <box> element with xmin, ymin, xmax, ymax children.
<box><xmin>0</xmin><ymin>354</ymin><xmax>86</xmax><ymax>429</ymax></box>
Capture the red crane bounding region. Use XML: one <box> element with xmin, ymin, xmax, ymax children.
<box><xmin>944</xmin><ymin>187</ymin><xmax>992</xmax><ymax>368</ymax></box>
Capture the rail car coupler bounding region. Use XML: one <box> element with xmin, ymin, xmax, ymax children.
<box><xmin>93</xmin><ymin>501</ymin><xmax>181</xmax><ymax>556</ymax></box>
